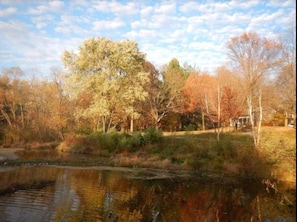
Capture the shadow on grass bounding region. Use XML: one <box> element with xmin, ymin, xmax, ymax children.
<box><xmin>6</xmin><ymin>128</ymin><xmax>294</xmax><ymax>182</ymax></box>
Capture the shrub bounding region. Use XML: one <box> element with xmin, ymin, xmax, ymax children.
<box><xmin>187</xmin><ymin>158</ymin><xmax>208</xmax><ymax>171</ymax></box>
<box><xmin>71</xmin><ymin>143</ymin><xmax>84</xmax><ymax>153</ymax></box>
<box><xmin>130</xmin><ymin>132</ymin><xmax>144</xmax><ymax>148</ymax></box>
<box><xmin>94</xmin><ymin>133</ymin><xmax>118</xmax><ymax>152</ymax></box>
<box><xmin>22</xmin><ymin>129</ymin><xmax>39</xmax><ymax>142</ymax></box>
<box><xmin>143</xmin><ymin>127</ymin><xmax>163</xmax><ymax>144</ymax></box>
<box><xmin>80</xmin><ymin>131</ymin><xmax>146</xmax><ymax>153</ymax></box>
<box><xmin>118</xmin><ymin>136</ymin><xmax>129</xmax><ymax>149</ymax></box>
<box><xmin>184</xmin><ymin>124</ymin><xmax>196</xmax><ymax>131</ymax></box>
<box><xmin>184</xmin><ymin>132</ymin><xmax>198</xmax><ymax>151</ymax></box>
<box><xmin>75</xmin><ymin>127</ymin><xmax>92</xmax><ymax>135</ymax></box>
<box><xmin>214</xmin><ymin>141</ymin><xmax>238</xmax><ymax>160</ymax></box>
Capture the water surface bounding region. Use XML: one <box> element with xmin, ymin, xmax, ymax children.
<box><xmin>0</xmin><ymin>165</ymin><xmax>295</xmax><ymax>222</ymax></box>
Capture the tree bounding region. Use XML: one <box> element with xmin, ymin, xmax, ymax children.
<box><xmin>211</xmin><ymin>83</ymin><xmax>247</xmax><ymax>139</ymax></box>
<box><xmin>48</xmin><ymin>67</ymin><xmax>72</xmax><ymax>140</ymax></box>
<box><xmin>216</xmin><ymin>66</ymin><xmax>245</xmax><ymax>126</ymax></box>
<box><xmin>182</xmin><ymin>71</ymin><xmax>200</xmax><ymax>113</ymax></box>
<box><xmin>140</xmin><ymin>61</ymin><xmax>162</xmax><ymax>128</ymax></box>
<box><xmin>0</xmin><ymin>67</ymin><xmax>73</xmax><ymax>144</ymax></box>
<box><xmin>120</xmin><ymin>70</ymin><xmax>149</xmax><ymax>132</ymax></box>
<box><xmin>141</xmin><ymin>58</ymin><xmax>187</xmax><ymax>129</ymax></box>
<box><xmin>226</xmin><ymin>32</ymin><xmax>282</xmax><ymax>148</ymax></box>
<box><xmin>163</xmin><ymin>59</ymin><xmax>187</xmax><ymax>107</ymax></box>
<box><xmin>28</xmin><ymin>77</ymin><xmax>58</xmax><ymax>142</ymax></box>
<box><xmin>62</xmin><ymin>37</ymin><xmax>149</xmax><ymax>133</ymax></box>
<box><xmin>182</xmin><ymin>72</ymin><xmax>217</xmax><ymax>130</ymax></box>
<box><xmin>275</xmin><ymin>27</ymin><xmax>296</xmax><ymax>126</ymax></box>
<box><xmin>0</xmin><ymin>67</ymin><xmax>29</xmax><ymax>143</ymax></box>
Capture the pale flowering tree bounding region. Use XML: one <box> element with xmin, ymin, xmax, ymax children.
<box><xmin>62</xmin><ymin>37</ymin><xmax>149</xmax><ymax>132</ymax></box>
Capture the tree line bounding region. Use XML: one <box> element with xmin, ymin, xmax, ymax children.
<box><xmin>0</xmin><ymin>31</ymin><xmax>295</xmax><ymax>148</ymax></box>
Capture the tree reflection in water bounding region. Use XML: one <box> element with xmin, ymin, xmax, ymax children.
<box><xmin>0</xmin><ymin>166</ymin><xmax>295</xmax><ymax>221</ymax></box>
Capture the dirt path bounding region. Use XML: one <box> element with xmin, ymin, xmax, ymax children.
<box><xmin>0</xmin><ymin>148</ymin><xmax>24</xmax><ymax>161</ymax></box>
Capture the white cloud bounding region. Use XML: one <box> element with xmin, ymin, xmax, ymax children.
<box><xmin>124</xmin><ymin>29</ymin><xmax>158</xmax><ymax>41</ymax></box>
<box><xmin>0</xmin><ymin>17</ymin><xmax>82</xmax><ymax>70</ymax></box>
<box><xmin>212</xmin><ymin>2</ymin><xmax>231</xmax><ymax>12</ymax></box>
<box><xmin>246</xmin><ymin>10</ymin><xmax>283</xmax><ymax>32</ymax></box>
<box><xmin>54</xmin><ymin>14</ymin><xmax>90</xmax><ymax>36</ymax></box>
<box><xmin>188</xmin><ymin>41</ymin><xmax>218</xmax><ymax>51</ymax></box>
<box><xmin>171</xmin><ymin>29</ymin><xmax>185</xmax><ymax>39</ymax></box>
<box><xmin>225</xmin><ymin>12</ymin><xmax>251</xmax><ymax>24</ymax></box>
<box><xmin>31</xmin><ymin>14</ymin><xmax>55</xmax><ymax>29</ymax></box>
<box><xmin>130</xmin><ymin>20</ymin><xmax>142</xmax><ymax>29</ymax></box>
<box><xmin>0</xmin><ymin>7</ymin><xmax>17</xmax><ymax>17</ymax></box>
<box><xmin>179</xmin><ymin>1</ymin><xmax>202</xmax><ymax>13</ymax></box>
<box><xmin>92</xmin><ymin>1</ymin><xmax>138</xmax><ymax>16</ymax></box>
<box><xmin>28</xmin><ymin>0</ymin><xmax>64</xmax><ymax>15</ymax></box>
<box><xmin>0</xmin><ymin>20</ymin><xmax>31</xmax><ymax>42</ymax></box>
<box><xmin>212</xmin><ymin>25</ymin><xmax>244</xmax><ymax>42</ymax></box>
<box><xmin>48</xmin><ymin>0</ymin><xmax>64</xmax><ymax>9</ymax></box>
<box><xmin>55</xmin><ymin>24</ymin><xmax>88</xmax><ymax>36</ymax></box>
<box><xmin>229</xmin><ymin>0</ymin><xmax>260</xmax><ymax>9</ymax></box>
<box><xmin>186</xmin><ymin>16</ymin><xmax>204</xmax><ymax>33</ymax></box>
<box><xmin>154</xmin><ymin>2</ymin><xmax>176</xmax><ymax>15</ymax></box>
<box><xmin>0</xmin><ymin>0</ymin><xmax>295</xmax><ymax>75</ymax></box>
<box><xmin>150</xmin><ymin>13</ymin><xmax>174</xmax><ymax>29</ymax></box>
<box><xmin>140</xmin><ymin>6</ymin><xmax>153</xmax><ymax>18</ymax></box>
<box><xmin>268</xmin><ymin>0</ymin><xmax>295</xmax><ymax>8</ymax></box>
<box><xmin>93</xmin><ymin>18</ymin><xmax>125</xmax><ymax>30</ymax></box>
<box><xmin>0</xmin><ymin>0</ymin><xmax>37</xmax><ymax>5</ymax></box>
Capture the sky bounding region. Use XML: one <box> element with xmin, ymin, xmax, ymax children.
<box><xmin>0</xmin><ymin>0</ymin><xmax>296</xmax><ymax>77</ymax></box>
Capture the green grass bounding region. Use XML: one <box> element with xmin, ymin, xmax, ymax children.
<box><xmin>58</xmin><ymin>127</ymin><xmax>295</xmax><ymax>181</ymax></box>
<box><xmin>258</xmin><ymin>127</ymin><xmax>296</xmax><ymax>181</ymax></box>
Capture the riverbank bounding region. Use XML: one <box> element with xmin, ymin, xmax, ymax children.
<box><xmin>0</xmin><ymin>148</ymin><xmax>24</xmax><ymax>161</ymax></box>
<box><xmin>0</xmin><ymin>127</ymin><xmax>295</xmax><ymax>183</ymax></box>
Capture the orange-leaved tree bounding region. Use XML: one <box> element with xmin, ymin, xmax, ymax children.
<box><xmin>182</xmin><ymin>72</ymin><xmax>218</xmax><ymax>130</ymax></box>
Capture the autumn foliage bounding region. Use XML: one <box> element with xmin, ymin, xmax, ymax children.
<box><xmin>0</xmin><ymin>31</ymin><xmax>295</xmax><ymax>146</ymax></box>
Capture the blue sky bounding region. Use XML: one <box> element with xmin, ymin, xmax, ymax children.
<box><xmin>0</xmin><ymin>0</ymin><xmax>295</xmax><ymax>76</ymax></box>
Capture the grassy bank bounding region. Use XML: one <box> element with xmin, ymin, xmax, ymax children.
<box><xmin>56</xmin><ymin>126</ymin><xmax>295</xmax><ymax>182</ymax></box>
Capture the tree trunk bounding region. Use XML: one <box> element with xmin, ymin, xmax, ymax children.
<box><xmin>0</xmin><ymin>107</ymin><xmax>13</xmax><ymax>130</ymax></box>
<box><xmin>202</xmin><ymin>111</ymin><xmax>205</xmax><ymax>130</ymax></box>
<box><xmin>20</xmin><ymin>104</ymin><xmax>25</xmax><ymax>128</ymax></box>
<box><xmin>247</xmin><ymin>96</ymin><xmax>257</xmax><ymax>148</ymax></box>
<box><xmin>247</xmin><ymin>90</ymin><xmax>263</xmax><ymax>148</ymax></box>
<box><xmin>102</xmin><ymin>117</ymin><xmax>106</xmax><ymax>133</ymax></box>
<box><xmin>217</xmin><ymin>86</ymin><xmax>221</xmax><ymax>141</ymax></box>
<box><xmin>130</xmin><ymin>115</ymin><xmax>134</xmax><ymax>133</ymax></box>
<box><xmin>256</xmin><ymin>90</ymin><xmax>263</xmax><ymax>148</ymax></box>
<box><xmin>284</xmin><ymin>111</ymin><xmax>288</xmax><ymax>127</ymax></box>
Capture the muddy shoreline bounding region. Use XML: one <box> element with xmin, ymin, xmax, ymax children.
<box><xmin>0</xmin><ymin>148</ymin><xmax>24</xmax><ymax>161</ymax></box>
<box><xmin>0</xmin><ymin>147</ymin><xmax>295</xmax><ymax>185</ymax></box>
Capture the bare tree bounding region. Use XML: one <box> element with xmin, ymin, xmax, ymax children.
<box><xmin>226</xmin><ymin>32</ymin><xmax>282</xmax><ymax>148</ymax></box>
<box><xmin>275</xmin><ymin>27</ymin><xmax>296</xmax><ymax>126</ymax></box>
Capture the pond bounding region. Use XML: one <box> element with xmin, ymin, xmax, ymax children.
<box><xmin>0</xmin><ymin>164</ymin><xmax>295</xmax><ymax>222</ymax></box>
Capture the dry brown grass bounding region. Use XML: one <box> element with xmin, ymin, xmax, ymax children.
<box><xmin>0</xmin><ymin>148</ymin><xmax>24</xmax><ymax>161</ymax></box>
<box><xmin>111</xmin><ymin>151</ymin><xmax>188</xmax><ymax>170</ymax></box>
<box><xmin>259</xmin><ymin>126</ymin><xmax>296</xmax><ymax>183</ymax></box>
<box><xmin>261</xmin><ymin>126</ymin><xmax>296</xmax><ymax>132</ymax></box>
